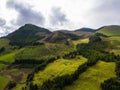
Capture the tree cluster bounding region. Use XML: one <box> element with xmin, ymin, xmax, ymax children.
<box><xmin>0</xmin><ymin>47</ymin><xmax>5</xmax><ymax>53</ymax></box>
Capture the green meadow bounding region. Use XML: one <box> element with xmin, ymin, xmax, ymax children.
<box><xmin>110</xmin><ymin>49</ymin><xmax>120</xmax><ymax>55</ymax></box>
<box><xmin>64</xmin><ymin>61</ymin><xmax>116</xmax><ymax>90</ymax></box>
<box><xmin>15</xmin><ymin>43</ymin><xmax>75</xmax><ymax>60</ymax></box>
<box><xmin>0</xmin><ymin>52</ymin><xmax>16</xmax><ymax>63</ymax></box>
<box><xmin>97</xmin><ymin>26</ymin><xmax>120</xmax><ymax>36</ymax></box>
<box><xmin>104</xmin><ymin>36</ymin><xmax>120</xmax><ymax>46</ymax></box>
<box><xmin>0</xmin><ymin>51</ymin><xmax>17</xmax><ymax>70</ymax></box>
<box><xmin>0</xmin><ymin>63</ymin><xmax>7</xmax><ymax>71</ymax></box>
<box><xmin>0</xmin><ymin>38</ymin><xmax>10</xmax><ymax>48</ymax></box>
<box><xmin>0</xmin><ymin>75</ymin><xmax>9</xmax><ymax>90</ymax></box>
<box><xmin>12</xmin><ymin>84</ymin><xmax>26</xmax><ymax>90</ymax></box>
<box><xmin>73</xmin><ymin>38</ymin><xmax>89</xmax><ymax>45</ymax></box>
<box><xmin>101</xmin><ymin>36</ymin><xmax>120</xmax><ymax>55</ymax></box>
<box><xmin>33</xmin><ymin>56</ymin><xmax>87</xmax><ymax>85</ymax></box>
<box><xmin>0</xmin><ymin>50</ymin><xmax>23</xmax><ymax>70</ymax></box>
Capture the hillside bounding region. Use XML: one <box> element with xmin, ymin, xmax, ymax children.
<box><xmin>15</xmin><ymin>44</ymin><xmax>75</xmax><ymax>61</ymax></box>
<box><xmin>97</xmin><ymin>25</ymin><xmax>120</xmax><ymax>55</ymax></box>
<box><xmin>0</xmin><ymin>24</ymin><xmax>120</xmax><ymax>90</ymax></box>
<box><xmin>64</xmin><ymin>61</ymin><xmax>116</xmax><ymax>90</ymax></box>
<box><xmin>45</xmin><ymin>31</ymin><xmax>80</xmax><ymax>44</ymax></box>
<box><xmin>0</xmin><ymin>75</ymin><xmax>9</xmax><ymax>90</ymax></box>
<box><xmin>75</xmin><ymin>28</ymin><xmax>95</xmax><ymax>32</ymax></box>
<box><xmin>97</xmin><ymin>25</ymin><xmax>120</xmax><ymax>36</ymax></box>
<box><xmin>33</xmin><ymin>56</ymin><xmax>87</xmax><ymax>86</ymax></box>
<box><xmin>6</xmin><ymin>24</ymin><xmax>51</xmax><ymax>46</ymax></box>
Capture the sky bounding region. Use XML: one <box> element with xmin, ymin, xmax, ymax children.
<box><xmin>0</xmin><ymin>0</ymin><xmax>120</xmax><ymax>36</ymax></box>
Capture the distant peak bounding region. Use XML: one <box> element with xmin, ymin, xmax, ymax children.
<box><xmin>24</xmin><ymin>23</ymin><xmax>33</xmax><ymax>26</ymax></box>
<box><xmin>23</xmin><ymin>23</ymin><xmax>39</xmax><ymax>27</ymax></box>
<box><xmin>75</xmin><ymin>28</ymin><xmax>95</xmax><ymax>32</ymax></box>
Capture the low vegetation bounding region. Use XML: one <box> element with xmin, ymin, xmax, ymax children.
<box><xmin>0</xmin><ymin>51</ymin><xmax>17</xmax><ymax>63</ymax></box>
<box><xmin>97</xmin><ymin>25</ymin><xmax>120</xmax><ymax>36</ymax></box>
<box><xmin>33</xmin><ymin>56</ymin><xmax>87</xmax><ymax>86</ymax></box>
<box><xmin>1</xmin><ymin>24</ymin><xmax>120</xmax><ymax>90</ymax></box>
<box><xmin>0</xmin><ymin>75</ymin><xmax>9</xmax><ymax>90</ymax></box>
<box><xmin>15</xmin><ymin>44</ymin><xmax>75</xmax><ymax>61</ymax></box>
<box><xmin>0</xmin><ymin>63</ymin><xmax>7</xmax><ymax>71</ymax></box>
<box><xmin>64</xmin><ymin>61</ymin><xmax>116</xmax><ymax>90</ymax></box>
<box><xmin>72</xmin><ymin>38</ymin><xmax>89</xmax><ymax>45</ymax></box>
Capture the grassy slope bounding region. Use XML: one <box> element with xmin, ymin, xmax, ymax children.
<box><xmin>110</xmin><ymin>49</ymin><xmax>120</xmax><ymax>55</ymax></box>
<box><xmin>105</xmin><ymin>36</ymin><xmax>120</xmax><ymax>55</ymax></box>
<box><xmin>0</xmin><ymin>38</ymin><xmax>13</xmax><ymax>54</ymax></box>
<box><xmin>0</xmin><ymin>52</ymin><xmax>16</xmax><ymax>70</ymax></box>
<box><xmin>33</xmin><ymin>56</ymin><xmax>87</xmax><ymax>85</ymax></box>
<box><xmin>97</xmin><ymin>26</ymin><xmax>120</xmax><ymax>36</ymax></box>
<box><xmin>12</xmin><ymin>84</ymin><xmax>26</xmax><ymax>90</ymax></box>
<box><xmin>1</xmin><ymin>68</ymin><xmax>32</xmax><ymax>90</ymax></box>
<box><xmin>97</xmin><ymin>26</ymin><xmax>120</xmax><ymax>55</ymax></box>
<box><xmin>103</xmin><ymin>36</ymin><xmax>120</xmax><ymax>46</ymax></box>
<box><xmin>0</xmin><ymin>75</ymin><xmax>9</xmax><ymax>90</ymax></box>
<box><xmin>0</xmin><ymin>38</ymin><xmax>10</xmax><ymax>48</ymax></box>
<box><xmin>64</xmin><ymin>61</ymin><xmax>116</xmax><ymax>90</ymax></box>
<box><xmin>0</xmin><ymin>52</ymin><xmax>16</xmax><ymax>63</ymax></box>
<box><xmin>101</xmin><ymin>36</ymin><xmax>120</xmax><ymax>55</ymax></box>
<box><xmin>7</xmin><ymin>24</ymin><xmax>51</xmax><ymax>46</ymax></box>
<box><xmin>72</xmin><ymin>38</ymin><xmax>89</xmax><ymax>45</ymax></box>
<box><xmin>0</xmin><ymin>64</ymin><xmax>7</xmax><ymax>71</ymax></box>
<box><xmin>0</xmin><ymin>49</ymin><xmax>23</xmax><ymax>70</ymax></box>
<box><xmin>15</xmin><ymin>44</ymin><xmax>75</xmax><ymax>60</ymax></box>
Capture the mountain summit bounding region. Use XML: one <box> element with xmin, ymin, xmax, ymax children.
<box><xmin>6</xmin><ymin>24</ymin><xmax>51</xmax><ymax>46</ymax></box>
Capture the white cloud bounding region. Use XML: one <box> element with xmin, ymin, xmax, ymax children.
<box><xmin>0</xmin><ymin>0</ymin><xmax>120</xmax><ymax>36</ymax></box>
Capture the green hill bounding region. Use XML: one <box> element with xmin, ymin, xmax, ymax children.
<box><xmin>97</xmin><ymin>25</ymin><xmax>120</xmax><ymax>55</ymax></box>
<box><xmin>6</xmin><ymin>24</ymin><xmax>51</xmax><ymax>47</ymax></box>
<box><xmin>75</xmin><ymin>28</ymin><xmax>95</xmax><ymax>32</ymax></box>
<box><xmin>97</xmin><ymin>25</ymin><xmax>120</xmax><ymax>36</ymax></box>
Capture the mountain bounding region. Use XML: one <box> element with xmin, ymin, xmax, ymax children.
<box><xmin>97</xmin><ymin>25</ymin><xmax>120</xmax><ymax>36</ymax></box>
<box><xmin>6</xmin><ymin>24</ymin><xmax>51</xmax><ymax>46</ymax></box>
<box><xmin>75</xmin><ymin>28</ymin><xmax>95</xmax><ymax>32</ymax></box>
<box><xmin>0</xmin><ymin>24</ymin><xmax>120</xmax><ymax>90</ymax></box>
<box><xmin>0</xmin><ymin>25</ymin><xmax>95</xmax><ymax>47</ymax></box>
<box><xmin>45</xmin><ymin>31</ymin><xmax>80</xmax><ymax>44</ymax></box>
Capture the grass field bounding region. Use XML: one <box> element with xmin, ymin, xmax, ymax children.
<box><xmin>12</xmin><ymin>84</ymin><xmax>26</xmax><ymax>90</ymax></box>
<box><xmin>110</xmin><ymin>49</ymin><xmax>120</xmax><ymax>55</ymax></box>
<box><xmin>33</xmin><ymin>56</ymin><xmax>87</xmax><ymax>85</ymax></box>
<box><xmin>104</xmin><ymin>36</ymin><xmax>120</xmax><ymax>46</ymax></box>
<box><xmin>0</xmin><ymin>63</ymin><xmax>7</xmax><ymax>71</ymax></box>
<box><xmin>97</xmin><ymin>26</ymin><xmax>120</xmax><ymax>36</ymax></box>
<box><xmin>0</xmin><ymin>51</ymin><xmax>16</xmax><ymax>71</ymax></box>
<box><xmin>0</xmin><ymin>50</ymin><xmax>23</xmax><ymax>70</ymax></box>
<box><xmin>15</xmin><ymin>43</ymin><xmax>75</xmax><ymax>60</ymax></box>
<box><xmin>64</xmin><ymin>61</ymin><xmax>116</xmax><ymax>90</ymax></box>
<box><xmin>0</xmin><ymin>48</ymin><xmax>24</xmax><ymax>63</ymax></box>
<box><xmin>73</xmin><ymin>38</ymin><xmax>89</xmax><ymax>45</ymax></box>
<box><xmin>0</xmin><ymin>38</ymin><xmax>10</xmax><ymax>48</ymax></box>
<box><xmin>0</xmin><ymin>75</ymin><xmax>9</xmax><ymax>90</ymax></box>
<box><xmin>101</xmin><ymin>36</ymin><xmax>120</xmax><ymax>55</ymax></box>
<box><xmin>0</xmin><ymin>52</ymin><xmax>16</xmax><ymax>63</ymax></box>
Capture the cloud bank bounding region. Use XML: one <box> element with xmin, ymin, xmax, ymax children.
<box><xmin>0</xmin><ymin>0</ymin><xmax>120</xmax><ymax>36</ymax></box>
<box><xmin>7</xmin><ymin>0</ymin><xmax>45</xmax><ymax>26</ymax></box>
<box><xmin>50</xmin><ymin>7</ymin><xmax>68</xmax><ymax>26</ymax></box>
